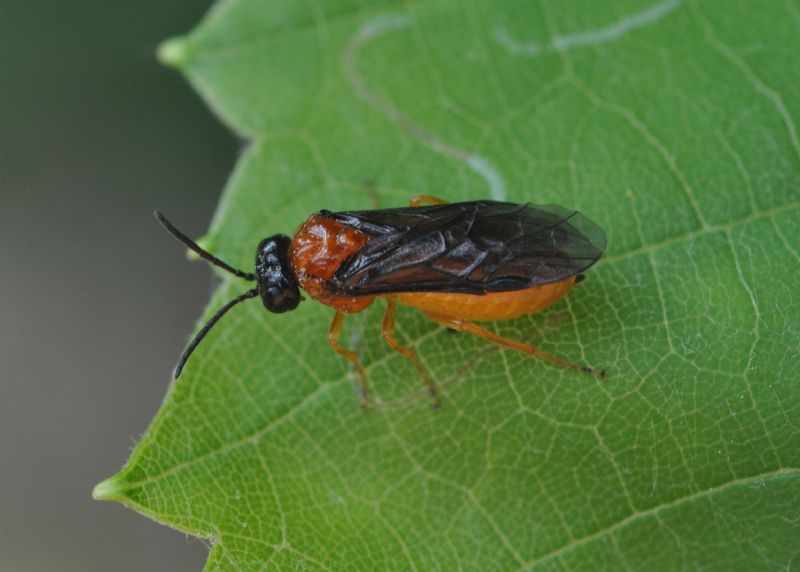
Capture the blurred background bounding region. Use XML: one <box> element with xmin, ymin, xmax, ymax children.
<box><xmin>2</xmin><ymin>2</ymin><xmax>238</xmax><ymax>570</ymax></box>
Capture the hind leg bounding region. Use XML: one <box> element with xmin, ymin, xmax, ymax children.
<box><xmin>424</xmin><ymin>313</ymin><xmax>606</xmax><ymax>378</ymax></box>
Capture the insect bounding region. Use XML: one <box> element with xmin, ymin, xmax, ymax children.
<box><xmin>156</xmin><ymin>195</ymin><xmax>607</xmax><ymax>408</ymax></box>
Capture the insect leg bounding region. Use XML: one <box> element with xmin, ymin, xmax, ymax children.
<box><xmin>328</xmin><ymin>311</ymin><xmax>370</xmax><ymax>408</ymax></box>
<box><xmin>381</xmin><ymin>300</ymin><xmax>440</xmax><ymax>409</ymax></box>
<box><xmin>424</xmin><ymin>314</ymin><xmax>606</xmax><ymax>379</ymax></box>
<box><xmin>361</xmin><ymin>180</ymin><xmax>381</xmax><ymax>209</ymax></box>
<box><xmin>409</xmin><ymin>195</ymin><xmax>449</xmax><ymax>207</ymax></box>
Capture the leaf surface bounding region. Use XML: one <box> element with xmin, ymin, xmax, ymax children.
<box><xmin>96</xmin><ymin>1</ymin><xmax>800</xmax><ymax>569</ymax></box>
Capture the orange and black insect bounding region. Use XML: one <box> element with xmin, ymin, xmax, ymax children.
<box><xmin>156</xmin><ymin>195</ymin><xmax>607</xmax><ymax>408</ymax></box>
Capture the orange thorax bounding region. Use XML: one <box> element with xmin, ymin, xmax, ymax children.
<box><xmin>290</xmin><ymin>214</ymin><xmax>374</xmax><ymax>312</ymax></box>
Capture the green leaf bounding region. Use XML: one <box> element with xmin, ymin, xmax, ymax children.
<box><xmin>96</xmin><ymin>1</ymin><xmax>800</xmax><ymax>569</ymax></box>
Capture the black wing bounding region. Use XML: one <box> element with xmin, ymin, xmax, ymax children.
<box><xmin>322</xmin><ymin>200</ymin><xmax>606</xmax><ymax>296</ymax></box>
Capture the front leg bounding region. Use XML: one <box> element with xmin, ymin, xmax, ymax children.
<box><xmin>328</xmin><ymin>311</ymin><xmax>370</xmax><ymax>408</ymax></box>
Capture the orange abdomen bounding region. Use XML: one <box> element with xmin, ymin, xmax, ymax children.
<box><xmin>386</xmin><ymin>277</ymin><xmax>576</xmax><ymax>321</ymax></box>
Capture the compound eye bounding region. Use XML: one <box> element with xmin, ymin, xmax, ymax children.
<box><xmin>261</xmin><ymin>283</ymin><xmax>301</xmax><ymax>313</ymax></box>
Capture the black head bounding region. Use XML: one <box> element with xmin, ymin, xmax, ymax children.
<box><xmin>255</xmin><ymin>234</ymin><xmax>301</xmax><ymax>313</ymax></box>
<box><xmin>154</xmin><ymin>211</ymin><xmax>301</xmax><ymax>379</ymax></box>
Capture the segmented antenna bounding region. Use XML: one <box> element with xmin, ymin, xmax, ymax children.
<box><xmin>174</xmin><ymin>288</ymin><xmax>259</xmax><ymax>378</ymax></box>
<box><xmin>154</xmin><ymin>210</ymin><xmax>255</xmax><ymax>281</ymax></box>
<box><xmin>154</xmin><ymin>210</ymin><xmax>261</xmax><ymax>377</ymax></box>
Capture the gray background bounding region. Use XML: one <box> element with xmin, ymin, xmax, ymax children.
<box><xmin>3</xmin><ymin>2</ymin><xmax>239</xmax><ymax>570</ymax></box>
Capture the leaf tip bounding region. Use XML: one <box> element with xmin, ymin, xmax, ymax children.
<box><xmin>158</xmin><ymin>37</ymin><xmax>191</xmax><ymax>69</ymax></box>
<box><xmin>92</xmin><ymin>476</ymin><xmax>127</xmax><ymax>502</ymax></box>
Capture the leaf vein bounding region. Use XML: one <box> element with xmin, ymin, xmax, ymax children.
<box><xmin>516</xmin><ymin>467</ymin><xmax>800</xmax><ymax>571</ymax></box>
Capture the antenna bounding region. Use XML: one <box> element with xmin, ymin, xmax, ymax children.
<box><xmin>174</xmin><ymin>288</ymin><xmax>259</xmax><ymax>378</ymax></box>
<box><xmin>154</xmin><ymin>210</ymin><xmax>255</xmax><ymax>281</ymax></box>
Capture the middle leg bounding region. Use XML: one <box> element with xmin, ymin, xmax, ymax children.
<box><xmin>409</xmin><ymin>194</ymin><xmax>448</xmax><ymax>207</ymax></box>
<box><xmin>382</xmin><ymin>300</ymin><xmax>440</xmax><ymax>408</ymax></box>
